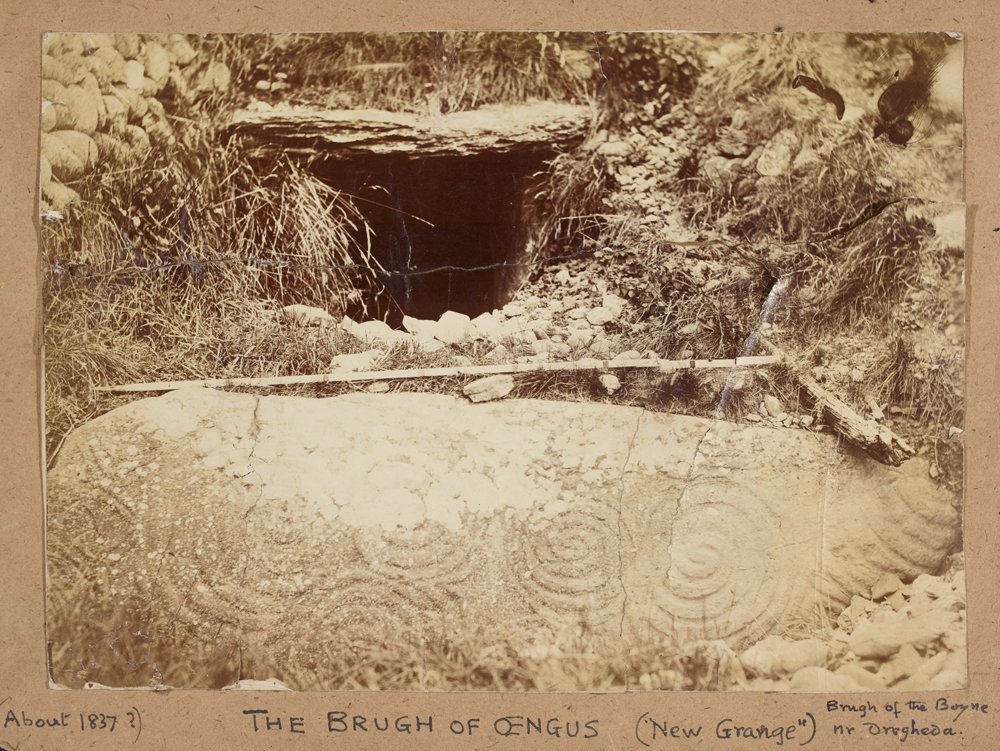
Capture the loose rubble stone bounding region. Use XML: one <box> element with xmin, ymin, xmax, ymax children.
<box><xmin>502</xmin><ymin>302</ymin><xmax>526</xmax><ymax>317</ymax></box>
<box><xmin>756</xmin><ymin>131</ymin><xmax>799</xmax><ymax>177</ymax></box>
<box><xmin>330</xmin><ymin>349</ymin><xmax>382</xmax><ymax>371</ymax></box>
<box><xmin>788</xmin><ymin>666</ymin><xmax>866</xmax><ymax>692</ymax></box>
<box><xmin>413</xmin><ymin>334</ymin><xmax>445</xmax><ymax>352</ymax></box>
<box><xmin>602</xmin><ymin>293</ymin><xmax>626</xmax><ymax>318</ymax></box>
<box><xmin>848</xmin><ymin>610</ymin><xmax>959</xmax><ymax>659</ymax></box>
<box><xmin>740</xmin><ymin>636</ymin><xmax>829</xmax><ymax>678</ymax></box>
<box><xmin>435</xmin><ymin>310</ymin><xmax>473</xmax><ymax>345</ymax></box>
<box><xmin>871</xmin><ymin>573</ymin><xmax>903</xmax><ymax>600</ymax></box>
<box><xmin>463</xmin><ymin>374</ymin><xmax>515</xmax><ymax>403</ymax></box>
<box><xmin>587</xmin><ymin>308</ymin><xmax>615</xmax><ymax>326</ymax></box>
<box><xmin>402</xmin><ymin>315</ymin><xmax>436</xmax><ymax>337</ymax></box>
<box><xmin>763</xmin><ymin>394</ymin><xmax>783</xmax><ymax>417</ymax></box>
<box><xmin>484</xmin><ymin>344</ymin><xmax>509</xmax><ymax>362</ymax></box>
<box><xmin>589</xmin><ymin>338</ymin><xmax>613</xmax><ymax>357</ymax></box>
<box><xmin>599</xmin><ymin>374</ymin><xmax>622</xmax><ymax>395</ymax></box>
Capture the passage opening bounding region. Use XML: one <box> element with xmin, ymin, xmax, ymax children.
<box><xmin>316</xmin><ymin>148</ymin><xmax>555</xmax><ymax>326</ymax></box>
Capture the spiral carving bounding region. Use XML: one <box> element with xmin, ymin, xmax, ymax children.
<box><xmin>646</xmin><ymin>479</ymin><xmax>811</xmax><ymax>644</ymax></box>
<box><xmin>504</xmin><ymin>501</ymin><xmax>627</xmax><ymax>625</ymax></box>
<box><xmin>353</xmin><ymin>521</ymin><xmax>480</xmax><ymax>586</ymax></box>
<box><xmin>272</xmin><ymin>568</ymin><xmax>450</xmax><ymax>661</ymax></box>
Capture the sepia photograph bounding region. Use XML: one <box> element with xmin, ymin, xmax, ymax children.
<box><xmin>41</xmin><ymin>31</ymin><xmax>965</xmax><ymax>693</ymax></box>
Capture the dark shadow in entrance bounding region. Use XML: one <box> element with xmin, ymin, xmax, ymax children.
<box><xmin>315</xmin><ymin>148</ymin><xmax>555</xmax><ymax>326</ymax></box>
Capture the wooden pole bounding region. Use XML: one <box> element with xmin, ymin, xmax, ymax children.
<box><xmin>97</xmin><ymin>355</ymin><xmax>782</xmax><ymax>394</ymax></box>
<box><xmin>759</xmin><ymin>339</ymin><xmax>914</xmax><ymax>466</ymax></box>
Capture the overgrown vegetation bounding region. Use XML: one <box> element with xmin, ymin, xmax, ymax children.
<box><xmin>199</xmin><ymin>32</ymin><xmax>598</xmax><ymax>112</ymax></box>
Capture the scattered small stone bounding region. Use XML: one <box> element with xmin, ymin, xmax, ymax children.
<box><xmin>435</xmin><ymin>310</ymin><xmax>473</xmax><ymax>345</ymax></box>
<box><xmin>330</xmin><ymin>349</ymin><xmax>382</xmax><ymax>372</ymax></box>
<box><xmin>586</xmin><ymin>306</ymin><xmax>615</xmax><ymax>326</ymax></box>
<box><xmin>503</xmin><ymin>328</ymin><xmax>538</xmax><ymax>344</ymax></box>
<box><xmin>679</xmin><ymin>322</ymin><xmax>699</xmax><ymax>336</ymax></box>
<box><xmin>755</xmin><ymin>130</ymin><xmax>799</xmax><ymax>177</ymax></box>
<box><xmin>463</xmin><ymin>374</ymin><xmax>515</xmax><ymax>403</ymax></box>
<box><xmin>895</xmin><ymin>650</ymin><xmax>950</xmax><ymax>690</ymax></box>
<box><xmin>788</xmin><ymin>666</ymin><xmax>866</xmax><ymax>692</ymax></box>
<box><xmin>351</xmin><ymin>319</ymin><xmax>413</xmax><ymax>347</ymax></box>
<box><xmin>366</xmin><ymin>382</ymin><xmax>390</xmax><ymax>394</ymax></box>
<box><xmin>413</xmin><ymin>334</ymin><xmax>445</xmax><ymax>352</ymax></box>
<box><xmin>530</xmin><ymin>321</ymin><xmax>552</xmax><ymax>339</ymax></box>
<box><xmin>599</xmin><ymin>374</ymin><xmax>622</xmax><ymax>395</ymax></box>
<box><xmin>568</xmin><ymin>307</ymin><xmax>588</xmax><ymax>320</ymax></box>
<box><xmin>281</xmin><ymin>304</ymin><xmax>333</xmax><ymax>327</ymax></box>
<box><xmin>597</xmin><ymin>139</ymin><xmax>630</xmax><ymax>157</ymax></box>
<box><xmin>745</xmin><ymin>413</ymin><xmax>761</xmax><ymax>423</ymax></box>
<box><xmin>402</xmin><ymin>314</ymin><xmax>436</xmax><ymax>336</ymax></box>
<box><xmin>799</xmin><ymin>415</ymin><xmax>815</xmax><ymax>428</ymax></box>
<box><xmin>871</xmin><ymin>573</ymin><xmax>903</xmax><ymax>600</ymax></box>
<box><xmin>848</xmin><ymin>609</ymin><xmax>959</xmax><ymax>659</ymax></box>
<box><xmin>451</xmin><ymin>355</ymin><xmax>473</xmax><ymax>367</ymax></box>
<box><xmin>502</xmin><ymin>302</ymin><xmax>526</xmax><ymax>317</ymax></box>
<box><xmin>566</xmin><ymin>330</ymin><xmax>594</xmax><ymax>348</ymax></box>
<box><xmin>589</xmin><ymin>337</ymin><xmax>613</xmax><ymax>357</ymax></box>
<box><xmin>867</xmin><ymin>397</ymin><xmax>885</xmax><ymax>421</ymax></box>
<box><xmin>530</xmin><ymin>340</ymin><xmax>552</xmax><ymax>355</ymax></box>
<box><xmin>554</xmin><ymin>268</ymin><xmax>571</xmax><ymax>284</ymax></box>
<box><xmin>601</xmin><ymin>293</ymin><xmax>627</xmax><ymax>318</ymax></box>
<box><xmin>763</xmin><ymin>394</ymin><xmax>783</xmax><ymax>417</ymax></box>
<box><xmin>740</xmin><ymin>636</ymin><xmax>829</xmax><ymax>678</ymax></box>
<box><xmin>887</xmin><ymin>590</ymin><xmax>907</xmax><ymax>611</ymax></box>
<box><xmin>849</xmin><ymin>594</ymin><xmax>872</xmax><ymax>623</ymax></box>
<box><xmin>878</xmin><ymin>643</ymin><xmax>922</xmax><ymax>685</ymax></box>
<box><xmin>484</xmin><ymin>345</ymin><xmax>509</xmax><ymax>362</ymax></box>
<box><xmin>470</xmin><ymin>312</ymin><xmax>501</xmax><ymax>339</ymax></box>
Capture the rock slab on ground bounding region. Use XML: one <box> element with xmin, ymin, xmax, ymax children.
<box><xmin>47</xmin><ymin>389</ymin><xmax>959</xmax><ymax>688</ymax></box>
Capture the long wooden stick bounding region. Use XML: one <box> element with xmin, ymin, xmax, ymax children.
<box><xmin>97</xmin><ymin>355</ymin><xmax>781</xmax><ymax>394</ymax></box>
<box><xmin>759</xmin><ymin>338</ymin><xmax>914</xmax><ymax>466</ymax></box>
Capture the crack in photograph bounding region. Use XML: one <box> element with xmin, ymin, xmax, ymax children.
<box><xmin>41</xmin><ymin>31</ymin><xmax>966</xmax><ymax>692</ymax></box>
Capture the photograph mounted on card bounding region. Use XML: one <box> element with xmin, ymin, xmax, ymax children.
<box><xmin>40</xmin><ymin>31</ymin><xmax>965</xmax><ymax>692</ymax></box>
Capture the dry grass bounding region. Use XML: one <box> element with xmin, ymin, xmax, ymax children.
<box><xmin>42</xmin><ymin>122</ymin><xmax>384</xmax><ymax>463</ymax></box>
<box><xmin>48</xmin><ymin>597</ymin><xmax>749</xmax><ymax>691</ymax></box>
<box><xmin>197</xmin><ymin>32</ymin><xmax>599</xmax><ymax>113</ymax></box>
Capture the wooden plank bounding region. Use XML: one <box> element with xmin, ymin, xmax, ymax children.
<box><xmin>97</xmin><ymin>354</ymin><xmax>783</xmax><ymax>394</ymax></box>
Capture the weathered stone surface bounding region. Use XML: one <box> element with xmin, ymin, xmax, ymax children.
<box><xmin>226</xmin><ymin>102</ymin><xmax>590</xmax><ymax>160</ymax></box>
<box><xmin>47</xmin><ymin>389</ymin><xmax>959</xmax><ymax>687</ymax></box>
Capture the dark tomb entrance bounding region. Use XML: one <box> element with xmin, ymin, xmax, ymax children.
<box><xmin>315</xmin><ymin>149</ymin><xmax>548</xmax><ymax>323</ymax></box>
<box><xmin>227</xmin><ymin>103</ymin><xmax>590</xmax><ymax>325</ymax></box>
